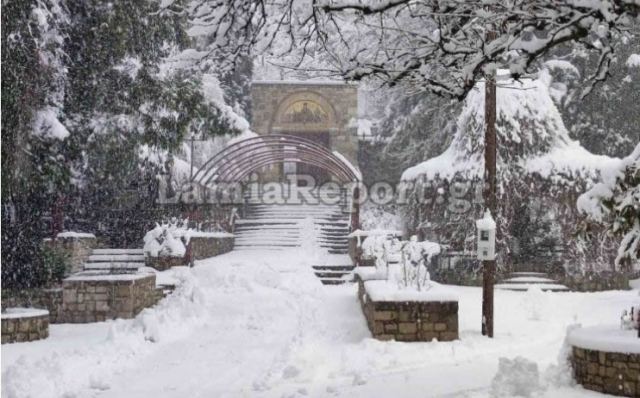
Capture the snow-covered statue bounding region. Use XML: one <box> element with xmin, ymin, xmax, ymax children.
<box><xmin>397</xmin><ymin>236</ymin><xmax>441</xmax><ymax>291</ymax></box>
<box><xmin>621</xmin><ymin>306</ymin><xmax>639</xmax><ymax>331</ymax></box>
<box><xmin>362</xmin><ymin>234</ymin><xmax>389</xmax><ymax>277</ymax></box>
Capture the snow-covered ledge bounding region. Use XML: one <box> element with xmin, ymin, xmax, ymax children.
<box><xmin>568</xmin><ymin>325</ymin><xmax>640</xmax><ymax>397</ymax></box>
<box><xmin>1</xmin><ymin>308</ymin><xmax>50</xmax><ymax>344</ymax></box>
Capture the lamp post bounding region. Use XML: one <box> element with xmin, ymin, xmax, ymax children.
<box><xmin>482</xmin><ymin>27</ymin><xmax>498</xmax><ymax>338</ymax></box>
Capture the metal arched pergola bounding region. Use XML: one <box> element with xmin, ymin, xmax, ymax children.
<box><xmin>192</xmin><ymin>134</ymin><xmax>360</xmax><ymax>185</ymax></box>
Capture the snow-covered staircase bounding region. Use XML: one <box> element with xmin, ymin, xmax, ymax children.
<box><xmin>234</xmin><ymin>188</ymin><xmax>355</xmax><ymax>284</ymax></box>
<box><xmin>495</xmin><ymin>272</ymin><xmax>569</xmax><ymax>292</ymax></box>
<box><xmin>83</xmin><ymin>248</ymin><xmax>145</xmax><ymax>273</ymax></box>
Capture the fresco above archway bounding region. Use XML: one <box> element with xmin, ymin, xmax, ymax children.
<box><xmin>280</xmin><ymin>100</ymin><xmax>329</xmax><ymax>124</ymax></box>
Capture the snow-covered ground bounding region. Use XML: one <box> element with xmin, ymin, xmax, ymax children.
<box><xmin>2</xmin><ymin>249</ymin><xmax>637</xmax><ymax>398</ymax></box>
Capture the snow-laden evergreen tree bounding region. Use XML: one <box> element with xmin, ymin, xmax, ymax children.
<box><xmin>364</xmin><ymin>89</ymin><xmax>460</xmax><ymax>184</ymax></box>
<box><xmin>2</xmin><ymin>0</ymin><xmax>73</xmax><ymax>288</ymax></box>
<box><xmin>1</xmin><ymin>0</ymin><xmax>251</xmax><ymax>287</ymax></box>
<box><xmin>401</xmin><ymin>71</ymin><xmax>621</xmax><ymax>274</ymax></box>
<box><xmin>578</xmin><ymin>144</ymin><xmax>640</xmax><ymax>270</ymax></box>
<box><xmin>543</xmin><ymin>27</ymin><xmax>640</xmax><ymax>158</ymax></box>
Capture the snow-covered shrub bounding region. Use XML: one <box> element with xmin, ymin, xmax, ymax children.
<box><xmin>143</xmin><ymin>219</ymin><xmax>188</xmax><ymax>258</ymax></box>
<box><xmin>396</xmin><ymin>236</ymin><xmax>440</xmax><ymax>291</ymax></box>
<box><xmin>490</xmin><ymin>357</ymin><xmax>541</xmax><ymax>398</ymax></box>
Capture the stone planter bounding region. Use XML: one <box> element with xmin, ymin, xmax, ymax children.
<box><xmin>62</xmin><ymin>272</ymin><xmax>160</xmax><ymax>323</ymax></box>
<box><xmin>189</xmin><ymin>234</ymin><xmax>234</xmax><ymax>260</ymax></box>
<box><xmin>1</xmin><ymin>288</ymin><xmax>64</xmax><ymax>324</ymax></box>
<box><xmin>1</xmin><ymin>308</ymin><xmax>49</xmax><ymax>344</ymax></box>
<box><xmin>355</xmin><ymin>270</ymin><xmax>459</xmax><ymax>342</ymax></box>
<box><xmin>146</xmin><ymin>256</ymin><xmax>187</xmax><ymax>271</ymax></box>
<box><xmin>568</xmin><ymin>326</ymin><xmax>640</xmax><ymax>397</ymax></box>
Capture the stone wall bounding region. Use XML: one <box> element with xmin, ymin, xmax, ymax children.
<box><xmin>190</xmin><ymin>236</ymin><xmax>234</xmax><ymax>260</ymax></box>
<box><xmin>62</xmin><ymin>273</ymin><xmax>160</xmax><ymax>323</ymax></box>
<box><xmin>557</xmin><ymin>271</ymin><xmax>640</xmax><ymax>292</ymax></box>
<box><xmin>571</xmin><ymin>346</ymin><xmax>640</xmax><ymax>397</ymax></box>
<box><xmin>2</xmin><ymin>310</ymin><xmax>49</xmax><ymax>344</ymax></box>
<box><xmin>431</xmin><ymin>263</ymin><xmax>639</xmax><ymax>292</ymax></box>
<box><xmin>356</xmin><ymin>276</ymin><xmax>459</xmax><ymax>342</ymax></box>
<box><xmin>2</xmin><ymin>288</ymin><xmax>64</xmax><ymax>323</ymax></box>
<box><xmin>46</xmin><ymin>234</ymin><xmax>97</xmax><ymax>274</ymax></box>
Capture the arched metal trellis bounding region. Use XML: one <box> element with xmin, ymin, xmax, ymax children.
<box><xmin>192</xmin><ymin>134</ymin><xmax>360</xmax><ymax>185</ymax></box>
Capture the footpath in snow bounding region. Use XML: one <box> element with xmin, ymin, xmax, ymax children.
<box><xmin>2</xmin><ymin>249</ymin><xmax>637</xmax><ymax>398</ymax></box>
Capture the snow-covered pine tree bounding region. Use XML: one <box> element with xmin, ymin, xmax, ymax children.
<box><xmin>401</xmin><ymin>72</ymin><xmax>620</xmax><ymax>275</ymax></box>
<box><xmin>2</xmin><ymin>0</ymin><xmax>73</xmax><ymax>289</ymax></box>
<box><xmin>544</xmin><ymin>28</ymin><xmax>640</xmax><ymax>158</ymax></box>
<box><xmin>578</xmin><ymin>144</ymin><xmax>640</xmax><ymax>270</ymax></box>
<box><xmin>1</xmin><ymin>0</ymin><xmax>251</xmax><ymax>286</ymax></box>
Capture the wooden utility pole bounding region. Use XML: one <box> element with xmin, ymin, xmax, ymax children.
<box><xmin>482</xmin><ymin>30</ymin><xmax>498</xmax><ymax>338</ymax></box>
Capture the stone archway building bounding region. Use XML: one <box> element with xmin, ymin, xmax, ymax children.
<box><xmin>250</xmin><ymin>81</ymin><xmax>359</xmax><ymax>184</ymax></box>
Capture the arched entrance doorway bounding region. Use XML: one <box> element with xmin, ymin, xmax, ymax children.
<box><xmin>250</xmin><ymin>82</ymin><xmax>359</xmax><ymax>187</ymax></box>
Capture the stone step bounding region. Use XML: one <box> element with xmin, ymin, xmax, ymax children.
<box><xmin>235</xmin><ymin>240</ymin><xmax>302</xmax><ymax>245</ymax></box>
<box><xmin>234</xmin><ymin>226</ymin><xmax>302</xmax><ymax>231</ymax></box>
<box><xmin>235</xmin><ymin>220</ymin><xmax>300</xmax><ymax>225</ymax></box>
<box><xmin>501</xmin><ymin>276</ymin><xmax>558</xmax><ymax>284</ymax></box>
<box><xmin>245</xmin><ymin>211</ymin><xmax>344</xmax><ymax>216</ymax></box>
<box><xmin>87</xmin><ymin>254</ymin><xmax>145</xmax><ymax>262</ymax></box>
<box><xmin>234</xmin><ymin>243</ymin><xmax>300</xmax><ymax>248</ymax></box>
<box><xmin>312</xmin><ymin>265</ymin><xmax>354</xmax><ymax>271</ymax></box>
<box><xmin>246</xmin><ymin>207</ymin><xmax>345</xmax><ymax>212</ymax></box>
<box><xmin>318</xmin><ymin>240</ymin><xmax>349</xmax><ymax>245</ymax></box>
<box><xmin>314</xmin><ymin>270</ymin><xmax>352</xmax><ymax>279</ymax></box>
<box><xmin>238</xmin><ymin>218</ymin><xmax>348</xmax><ymax>224</ymax></box>
<box><xmin>84</xmin><ymin>262</ymin><xmax>143</xmax><ymax>271</ymax></box>
<box><xmin>318</xmin><ymin>277</ymin><xmax>351</xmax><ymax>285</ymax></box>
<box><xmin>495</xmin><ymin>283</ymin><xmax>569</xmax><ymax>292</ymax></box>
<box><xmin>92</xmin><ymin>248</ymin><xmax>144</xmax><ymax>255</ymax></box>
<box><xmin>510</xmin><ymin>272</ymin><xmax>549</xmax><ymax>278</ymax></box>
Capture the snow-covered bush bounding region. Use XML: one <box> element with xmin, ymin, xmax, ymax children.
<box><xmin>143</xmin><ymin>220</ymin><xmax>188</xmax><ymax>258</ymax></box>
<box><xmin>396</xmin><ymin>236</ymin><xmax>440</xmax><ymax>291</ymax></box>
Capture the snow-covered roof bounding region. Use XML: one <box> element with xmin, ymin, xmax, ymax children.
<box><xmin>475</xmin><ymin>211</ymin><xmax>496</xmax><ymax>231</ymax></box>
<box><xmin>401</xmin><ymin>71</ymin><xmax>619</xmax><ymax>181</ymax></box>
